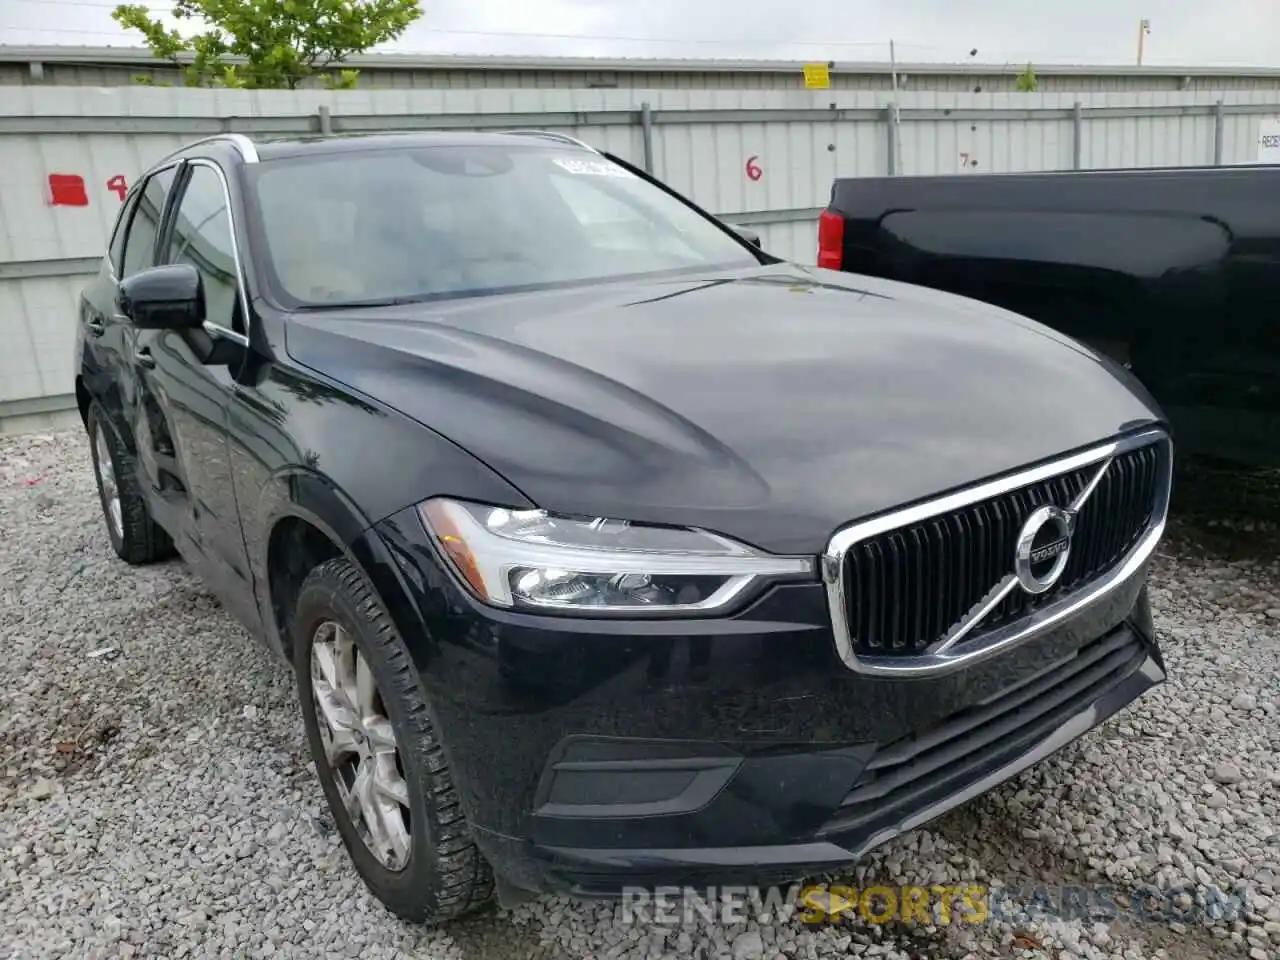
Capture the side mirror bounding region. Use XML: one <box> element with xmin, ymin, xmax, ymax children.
<box><xmin>118</xmin><ymin>263</ymin><xmax>205</xmax><ymax>330</ymax></box>
<box><xmin>728</xmin><ymin>223</ymin><xmax>763</xmax><ymax>249</ymax></box>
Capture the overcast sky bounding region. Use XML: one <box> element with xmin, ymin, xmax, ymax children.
<box><xmin>4</xmin><ymin>0</ymin><xmax>1278</xmax><ymax>67</ymax></box>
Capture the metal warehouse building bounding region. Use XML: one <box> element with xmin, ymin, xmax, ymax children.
<box><xmin>3</xmin><ymin>45</ymin><xmax>1280</xmax><ymax>432</ymax></box>
<box><xmin>5</xmin><ymin>44</ymin><xmax>1280</xmax><ymax>92</ymax></box>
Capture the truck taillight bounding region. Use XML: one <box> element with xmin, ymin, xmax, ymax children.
<box><xmin>816</xmin><ymin>210</ymin><xmax>844</xmax><ymax>269</ymax></box>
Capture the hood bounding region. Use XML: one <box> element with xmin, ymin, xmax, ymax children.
<box><xmin>284</xmin><ymin>264</ymin><xmax>1164</xmax><ymax>554</ymax></box>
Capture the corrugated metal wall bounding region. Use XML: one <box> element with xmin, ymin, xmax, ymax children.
<box><xmin>8</xmin><ymin>60</ymin><xmax>1280</xmax><ymax>93</ymax></box>
<box><xmin>2</xmin><ymin>85</ymin><xmax>1279</xmax><ymax>425</ymax></box>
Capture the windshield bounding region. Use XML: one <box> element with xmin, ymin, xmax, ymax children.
<box><xmin>246</xmin><ymin>143</ymin><xmax>760</xmax><ymax>307</ymax></box>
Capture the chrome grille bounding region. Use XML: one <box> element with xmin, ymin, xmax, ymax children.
<box><xmin>830</xmin><ymin>432</ymin><xmax>1169</xmax><ymax>667</ymax></box>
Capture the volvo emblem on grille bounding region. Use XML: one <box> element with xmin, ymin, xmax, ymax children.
<box><xmin>1015</xmin><ymin>505</ymin><xmax>1075</xmax><ymax>595</ymax></box>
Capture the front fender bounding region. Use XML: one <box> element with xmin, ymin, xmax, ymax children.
<box><xmin>252</xmin><ymin>467</ymin><xmax>406</xmax><ymax>658</ymax></box>
<box><xmin>230</xmin><ymin>357</ymin><xmax>535</xmax><ymax>657</ymax></box>
<box><xmin>257</xmin><ymin>466</ymin><xmax>372</xmax><ymax>559</ymax></box>
<box><xmin>248</xmin><ymin>472</ymin><xmax>472</xmax><ymax>694</ymax></box>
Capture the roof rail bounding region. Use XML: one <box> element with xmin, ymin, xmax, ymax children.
<box><xmin>155</xmin><ymin>132</ymin><xmax>260</xmax><ymax>166</ymax></box>
<box><xmin>221</xmin><ymin>133</ymin><xmax>260</xmax><ymax>163</ymax></box>
<box><xmin>502</xmin><ymin>129</ymin><xmax>597</xmax><ymax>152</ymax></box>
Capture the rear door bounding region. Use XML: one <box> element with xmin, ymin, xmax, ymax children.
<box><xmin>131</xmin><ymin>158</ymin><xmax>259</xmax><ymax>628</ymax></box>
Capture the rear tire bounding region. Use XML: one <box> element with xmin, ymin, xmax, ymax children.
<box><xmin>293</xmin><ymin>557</ymin><xmax>494</xmax><ymax>924</ymax></box>
<box><xmin>86</xmin><ymin>400</ymin><xmax>173</xmax><ymax>564</ymax></box>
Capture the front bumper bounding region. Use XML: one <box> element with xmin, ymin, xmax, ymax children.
<box><xmin>364</xmin><ymin>506</ymin><xmax>1163</xmax><ymax>896</ymax></box>
<box><xmin>528</xmin><ymin>624</ymin><xmax>1161</xmax><ymax>894</ymax></box>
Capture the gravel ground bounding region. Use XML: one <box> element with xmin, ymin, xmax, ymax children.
<box><xmin>2</xmin><ymin>429</ymin><xmax>1277</xmax><ymax>960</ymax></box>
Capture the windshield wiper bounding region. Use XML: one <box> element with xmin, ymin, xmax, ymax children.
<box><xmin>623</xmin><ymin>277</ymin><xmax>738</xmax><ymax>307</ymax></box>
<box><xmin>293</xmin><ymin>294</ymin><xmax>438</xmax><ymax>311</ymax></box>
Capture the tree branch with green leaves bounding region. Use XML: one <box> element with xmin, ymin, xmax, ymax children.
<box><xmin>1014</xmin><ymin>62</ymin><xmax>1038</xmax><ymax>92</ymax></box>
<box><xmin>112</xmin><ymin>0</ymin><xmax>423</xmax><ymax>89</ymax></box>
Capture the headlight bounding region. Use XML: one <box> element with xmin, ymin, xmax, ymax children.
<box><xmin>418</xmin><ymin>497</ymin><xmax>814</xmax><ymax>615</ymax></box>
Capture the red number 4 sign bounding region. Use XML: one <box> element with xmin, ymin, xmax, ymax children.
<box><xmin>45</xmin><ymin>173</ymin><xmax>130</xmax><ymax>206</ymax></box>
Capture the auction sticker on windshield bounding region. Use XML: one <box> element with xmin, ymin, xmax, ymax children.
<box><xmin>552</xmin><ymin>157</ymin><xmax>634</xmax><ymax>177</ymax></box>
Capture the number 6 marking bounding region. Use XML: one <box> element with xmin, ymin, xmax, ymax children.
<box><xmin>745</xmin><ymin>156</ymin><xmax>762</xmax><ymax>181</ymax></box>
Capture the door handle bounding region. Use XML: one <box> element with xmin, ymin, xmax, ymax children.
<box><xmin>85</xmin><ymin>316</ymin><xmax>105</xmax><ymax>337</ymax></box>
<box><xmin>134</xmin><ymin>346</ymin><xmax>156</xmax><ymax>370</ymax></box>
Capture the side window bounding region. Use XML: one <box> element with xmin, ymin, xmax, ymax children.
<box><xmin>120</xmin><ymin>166</ymin><xmax>176</xmax><ymax>280</ymax></box>
<box><xmin>107</xmin><ymin>191</ymin><xmax>140</xmax><ymax>276</ymax></box>
<box><xmin>167</xmin><ymin>164</ymin><xmax>240</xmax><ymax>331</ymax></box>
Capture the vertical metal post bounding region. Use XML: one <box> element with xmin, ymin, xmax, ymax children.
<box><xmin>1213</xmin><ymin>99</ymin><xmax>1225</xmax><ymax>165</ymax></box>
<box><xmin>640</xmin><ymin>102</ymin><xmax>654</xmax><ymax>174</ymax></box>
<box><xmin>1072</xmin><ymin>101</ymin><xmax>1083</xmax><ymax>170</ymax></box>
<box><xmin>317</xmin><ymin>105</ymin><xmax>333</xmax><ymax>135</ymax></box>
<box><xmin>886</xmin><ymin>104</ymin><xmax>900</xmax><ymax>175</ymax></box>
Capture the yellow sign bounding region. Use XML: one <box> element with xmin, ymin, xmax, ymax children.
<box><xmin>803</xmin><ymin>63</ymin><xmax>831</xmax><ymax>89</ymax></box>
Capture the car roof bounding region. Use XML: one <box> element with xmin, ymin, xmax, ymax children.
<box><xmin>165</xmin><ymin>130</ymin><xmax>595</xmax><ymax>168</ymax></box>
<box><xmin>257</xmin><ymin>130</ymin><xmax>588</xmax><ymax>161</ymax></box>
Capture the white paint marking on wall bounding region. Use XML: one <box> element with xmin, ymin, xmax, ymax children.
<box><xmin>1256</xmin><ymin>117</ymin><xmax>1280</xmax><ymax>163</ymax></box>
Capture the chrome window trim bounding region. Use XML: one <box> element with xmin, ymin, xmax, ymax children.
<box><xmin>180</xmin><ymin>158</ymin><xmax>253</xmax><ymax>349</ymax></box>
<box><xmin>201</xmin><ymin>319</ymin><xmax>250</xmax><ymax>348</ymax></box>
<box><xmin>821</xmin><ymin>426</ymin><xmax>1173</xmax><ymax>678</ymax></box>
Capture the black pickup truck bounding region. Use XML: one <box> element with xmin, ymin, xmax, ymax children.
<box><xmin>819</xmin><ymin>166</ymin><xmax>1280</xmax><ymax>467</ymax></box>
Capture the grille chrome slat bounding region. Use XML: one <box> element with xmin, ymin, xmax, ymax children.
<box><xmin>822</xmin><ymin>428</ymin><xmax>1173</xmax><ymax>678</ymax></box>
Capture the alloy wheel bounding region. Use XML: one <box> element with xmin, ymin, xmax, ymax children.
<box><xmin>310</xmin><ymin>620</ymin><xmax>412</xmax><ymax>871</ymax></box>
<box><xmin>94</xmin><ymin>425</ymin><xmax>122</xmax><ymax>538</ymax></box>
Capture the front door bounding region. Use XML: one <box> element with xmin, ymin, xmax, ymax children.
<box><xmin>131</xmin><ymin>159</ymin><xmax>259</xmax><ymax>630</ymax></box>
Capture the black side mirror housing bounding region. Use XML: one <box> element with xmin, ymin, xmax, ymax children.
<box><xmin>118</xmin><ymin>263</ymin><xmax>206</xmax><ymax>330</ymax></box>
<box><xmin>728</xmin><ymin>223</ymin><xmax>763</xmax><ymax>249</ymax></box>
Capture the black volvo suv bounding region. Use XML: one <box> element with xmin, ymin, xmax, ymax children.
<box><xmin>74</xmin><ymin>129</ymin><xmax>1171</xmax><ymax>923</ymax></box>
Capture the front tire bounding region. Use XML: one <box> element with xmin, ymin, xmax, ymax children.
<box><xmin>86</xmin><ymin>400</ymin><xmax>173</xmax><ymax>564</ymax></box>
<box><xmin>293</xmin><ymin>558</ymin><xmax>494</xmax><ymax>924</ymax></box>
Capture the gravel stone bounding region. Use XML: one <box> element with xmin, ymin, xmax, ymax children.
<box><xmin>3</xmin><ymin>430</ymin><xmax>1276</xmax><ymax>960</ymax></box>
<box><xmin>732</xmin><ymin>929</ymin><xmax>766</xmax><ymax>960</ymax></box>
<box><xmin>1213</xmin><ymin>763</ymin><xmax>1245</xmax><ymax>785</ymax></box>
